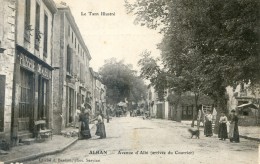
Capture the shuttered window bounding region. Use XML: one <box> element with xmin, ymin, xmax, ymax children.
<box><xmin>35</xmin><ymin>3</ymin><xmax>40</xmax><ymax>50</ymax></box>
<box><xmin>43</xmin><ymin>13</ymin><xmax>48</xmax><ymax>57</ymax></box>
<box><xmin>0</xmin><ymin>75</ymin><xmax>6</xmax><ymax>132</ymax></box>
<box><xmin>66</xmin><ymin>46</ymin><xmax>73</xmax><ymax>74</ymax></box>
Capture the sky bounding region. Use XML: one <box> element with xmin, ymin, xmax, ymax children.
<box><xmin>55</xmin><ymin>0</ymin><xmax>162</xmax><ymax>72</ymax></box>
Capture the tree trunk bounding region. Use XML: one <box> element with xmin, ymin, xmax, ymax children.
<box><xmin>176</xmin><ymin>103</ymin><xmax>182</xmax><ymax>122</ymax></box>
<box><xmin>213</xmin><ymin>94</ymin><xmax>228</xmax><ymax>134</ymax></box>
<box><xmin>175</xmin><ymin>92</ymin><xmax>182</xmax><ymax>122</ymax></box>
<box><xmin>191</xmin><ymin>93</ymin><xmax>199</xmax><ymax>127</ymax></box>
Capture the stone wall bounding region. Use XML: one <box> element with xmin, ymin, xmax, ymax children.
<box><xmin>0</xmin><ymin>0</ymin><xmax>16</xmax><ymax>142</ymax></box>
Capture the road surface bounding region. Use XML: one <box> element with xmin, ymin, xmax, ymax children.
<box><xmin>28</xmin><ymin>116</ymin><xmax>259</xmax><ymax>164</ymax></box>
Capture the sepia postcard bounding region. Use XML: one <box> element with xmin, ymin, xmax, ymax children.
<box><xmin>0</xmin><ymin>0</ymin><xmax>259</xmax><ymax>164</ymax></box>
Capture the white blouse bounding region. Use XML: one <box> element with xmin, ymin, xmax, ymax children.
<box><xmin>219</xmin><ymin>116</ymin><xmax>228</xmax><ymax>123</ymax></box>
<box><xmin>98</xmin><ymin>115</ymin><xmax>103</xmax><ymax>123</ymax></box>
<box><xmin>205</xmin><ymin>114</ymin><xmax>212</xmax><ymax>121</ymax></box>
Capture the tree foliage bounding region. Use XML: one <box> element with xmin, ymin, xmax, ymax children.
<box><xmin>127</xmin><ymin>0</ymin><xmax>260</xmax><ymax>106</ymax></box>
<box><xmin>127</xmin><ymin>0</ymin><xmax>259</xmax><ymax>128</ymax></box>
<box><xmin>99</xmin><ymin>58</ymin><xmax>147</xmax><ymax>105</ymax></box>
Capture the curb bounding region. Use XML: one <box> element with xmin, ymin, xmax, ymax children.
<box><xmin>3</xmin><ymin>124</ymin><xmax>97</xmax><ymax>164</ymax></box>
<box><xmin>3</xmin><ymin>138</ymin><xmax>78</xmax><ymax>164</ymax></box>
<box><xmin>4</xmin><ymin>138</ymin><xmax>78</xmax><ymax>163</ymax></box>
<box><xmin>240</xmin><ymin>135</ymin><xmax>260</xmax><ymax>142</ymax></box>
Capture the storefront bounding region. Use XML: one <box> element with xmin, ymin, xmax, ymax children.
<box><xmin>12</xmin><ymin>46</ymin><xmax>53</xmax><ymax>142</ymax></box>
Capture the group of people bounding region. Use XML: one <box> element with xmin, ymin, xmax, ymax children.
<box><xmin>75</xmin><ymin>104</ymin><xmax>107</xmax><ymax>140</ymax></box>
<box><xmin>201</xmin><ymin>109</ymin><xmax>240</xmax><ymax>143</ymax></box>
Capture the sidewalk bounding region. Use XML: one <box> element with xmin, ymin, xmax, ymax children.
<box><xmin>0</xmin><ymin>124</ymin><xmax>95</xmax><ymax>164</ymax></box>
<box><xmin>181</xmin><ymin>121</ymin><xmax>260</xmax><ymax>142</ymax></box>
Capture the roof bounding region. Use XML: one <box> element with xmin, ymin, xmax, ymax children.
<box><xmin>237</xmin><ymin>103</ymin><xmax>259</xmax><ymax>109</ymax></box>
<box><xmin>43</xmin><ymin>0</ymin><xmax>58</xmax><ymax>14</ymax></box>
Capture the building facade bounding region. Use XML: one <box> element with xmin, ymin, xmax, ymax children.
<box><xmin>0</xmin><ymin>0</ymin><xmax>57</xmax><ymax>144</ymax></box>
<box><xmin>14</xmin><ymin>0</ymin><xmax>57</xmax><ymax>142</ymax></box>
<box><xmin>0</xmin><ymin>0</ymin><xmax>17</xmax><ymax>144</ymax></box>
<box><xmin>227</xmin><ymin>84</ymin><xmax>260</xmax><ymax>126</ymax></box>
<box><xmin>52</xmin><ymin>3</ymin><xmax>92</xmax><ymax>134</ymax></box>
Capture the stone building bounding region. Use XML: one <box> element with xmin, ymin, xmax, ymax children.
<box><xmin>0</xmin><ymin>0</ymin><xmax>17</xmax><ymax>144</ymax></box>
<box><xmin>14</xmin><ymin>0</ymin><xmax>57</xmax><ymax>142</ymax></box>
<box><xmin>89</xmin><ymin>67</ymin><xmax>95</xmax><ymax>116</ymax></box>
<box><xmin>226</xmin><ymin>84</ymin><xmax>260</xmax><ymax>126</ymax></box>
<box><xmin>52</xmin><ymin>3</ymin><xmax>91</xmax><ymax>134</ymax></box>
<box><xmin>0</xmin><ymin>0</ymin><xmax>57</xmax><ymax>144</ymax></box>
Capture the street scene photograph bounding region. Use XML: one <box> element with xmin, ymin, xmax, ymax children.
<box><xmin>0</xmin><ymin>0</ymin><xmax>259</xmax><ymax>164</ymax></box>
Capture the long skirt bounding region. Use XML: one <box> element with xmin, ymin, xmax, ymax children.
<box><xmin>75</xmin><ymin>116</ymin><xmax>80</xmax><ymax>128</ymax></box>
<box><xmin>204</xmin><ymin>121</ymin><xmax>212</xmax><ymax>136</ymax></box>
<box><xmin>95</xmin><ymin>122</ymin><xmax>106</xmax><ymax>138</ymax></box>
<box><xmin>218</xmin><ymin>123</ymin><xmax>228</xmax><ymax>139</ymax></box>
<box><xmin>79</xmin><ymin>122</ymin><xmax>91</xmax><ymax>139</ymax></box>
<box><xmin>229</xmin><ymin>123</ymin><xmax>240</xmax><ymax>142</ymax></box>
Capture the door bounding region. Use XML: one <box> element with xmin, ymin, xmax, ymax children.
<box><xmin>66</xmin><ymin>87</ymin><xmax>74</xmax><ymax>125</ymax></box>
<box><xmin>38</xmin><ymin>77</ymin><xmax>49</xmax><ymax>125</ymax></box>
<box><xmin>18</xmin><ymin>69</ymin><xmax>34</xmax><ymax>132</ymax></box>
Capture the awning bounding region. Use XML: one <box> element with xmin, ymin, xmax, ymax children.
<box><xmin>237</xmin><ymin>103</ymin><xmax>258</xmax><ymax>109</ymax></box>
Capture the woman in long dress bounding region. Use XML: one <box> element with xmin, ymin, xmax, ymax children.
<box><xmin>229</xmin><ymin>110</ymin><xmax>240</xmax><ymax>143</ymax></box>
<box><xmin>79</xmin><ymin>108</ymin><xmax>92</xmax><ymax>139</ymax></box>
<box><xmin>203</xmin><ymin>110</ymin><xmax>213</xmax><ymax>137</ymax></box>
<box><xmin>75</xmin><ymin>106</ymin><xmax>81</xmax><ymax>128</ymax></box>
<box><xmin>95</xmin><ymin>111</ymin><xmax>106</xmax><ymax>139</ymax></box>
<box><xmin>218</xmin><ymin>112</ymin><xmax>228</xmax><ymax>140</ymax></box>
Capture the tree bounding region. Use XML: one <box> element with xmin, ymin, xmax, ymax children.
<box><xmin>99</xmin><ymin>58</ymin><xmax>147</xmax><ymax>106</ymax></box>
<box><xmin>127</xmin><ymin>0</ymin><xmax>260</xmax><ymax>132</ymax></box>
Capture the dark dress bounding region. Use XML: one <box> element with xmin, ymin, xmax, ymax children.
<box><xmin>204</xmin><ymin>114</ymin><xmax>213</xmax><ymax>137</ymax></box>
<box><xmin>79</xmin><ymin>113</ymin><xmax>91</xmax><ymax>139</ymax></box>
<box><xmin>204</xmin><ymin>121</ymin><xmax>213</xmax><ymax>136</ymax></box>
<box><xmin>229</xmin><ymin>115</ymin><xmax>240</xmax><ymax>143</ymax></box>
<box><xmin>218</xmin><ymin>116</ymin><xmax>228</xmax><ymax>140</ymax></box>
<box><xmin>218</xmin><ymin>123</ymin><xmax>228</xmax><ymax>139</ymax></box>
<box><xmin>95</xmin><ymin>114</ymin><xmax>106</xmax><ymax>138</ymax></box>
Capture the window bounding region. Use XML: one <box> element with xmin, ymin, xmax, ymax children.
<box><xmin>43</xmin><ymin>13</ymin><xmax>48</xmax><ymax>57</ymax></box>
<box><xmin>66</xmin><ymin>45</ymin><xmax>72</xmax><ymax>74</ymax></box>
<box><xmin>68</xmin><ymin>25</ymin><xmax>70</xmax><ymax>36</ymax></box>
<box><xmin>243</xmin><ymin>111</ymin><xmax>249</xmax><ymax>116</ymax></box>
<box><xmin>25</xmin><ymin>0</ymin><xmax>31</xmax><ymax>25</ymax></box>
<box><xmin>72</xmin><ymin>32</ymin><xmax>73</xmax><ymax>43</ymax></box>
<box><xmin>24</xmin><ymin>0</ymin><xmax>31</xmax><ymax>41</ymax></box>
<box><xmin>35</xmin><ymin>2</ymin><xmax>40</xmax><ymax>50</ymax></box>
